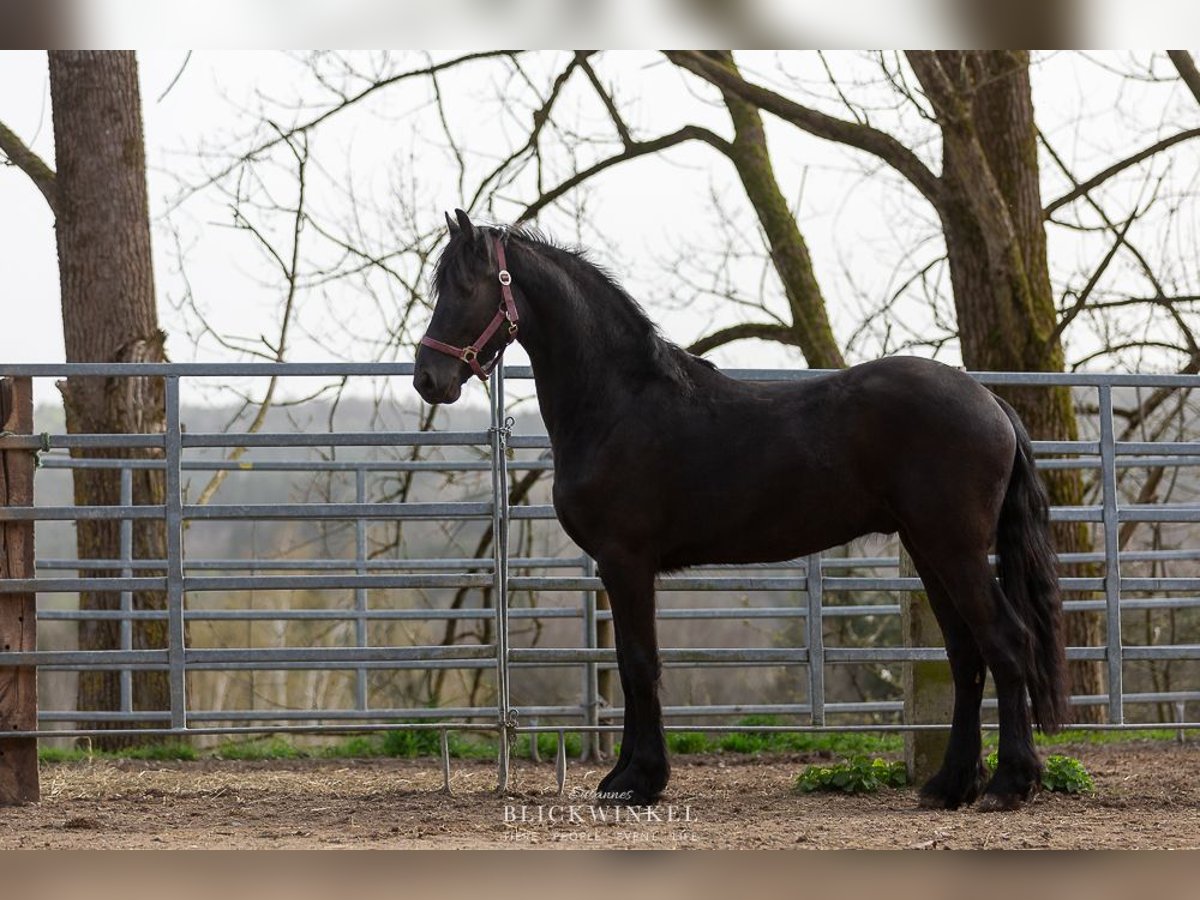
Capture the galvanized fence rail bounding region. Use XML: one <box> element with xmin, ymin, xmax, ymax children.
<box><xmin>1</xmin><ymin>362</ymin><xmax>1200</xmax><ymax>788</ymax></box>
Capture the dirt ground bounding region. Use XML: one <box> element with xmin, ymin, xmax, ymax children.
<box><xmin>1</xmin><ymin>741</ymin><xmax>1197</xmax><ymax>849</ymax></box>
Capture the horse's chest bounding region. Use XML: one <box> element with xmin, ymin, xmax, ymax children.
<box><xmin>550</xmin><ymin>449</ymin><xmax>662</xmax><ymax>545</ymax></box>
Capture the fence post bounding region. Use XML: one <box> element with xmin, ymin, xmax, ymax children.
<box><xmin>581</xmin><ymin>555</ymin><xmax>600</xmax><ymax>760</ymax></box>
<box><xmin>118</xmin><ymin>466</ymin><xmax>133</xmax><ymax>716</ymax></box>
<box><xmin>490</xmin><ymin>367</ymin><xmax>513</xmax><ymax>792</ymax></box>
<box><xmin>353</xmin><ymin>465</ymin><xmax>368</xmax><ymax>713</ymax></box>
<box><xmin>1098</xmin><ymin>384</ymin><xmax>1123</xmax><ymax>724</ymax></box>
<box><xmin>805</xmin><ymin>553</ymin><xmax>825</xmax><ymax>726</ymax></box>
<box><xmin>901</xmin><ymin>545</ymin><xmax>950</xmax><ymax>785</ymax></box>
<box><xmin>0</xmin><ymin>376</ymin><xmax>38</xmax><ymax>804</ymax></box>
<box><xmin>164</xmin><ymin>376</ymin><xmax>186</xmax><ymax>731</ymax></box>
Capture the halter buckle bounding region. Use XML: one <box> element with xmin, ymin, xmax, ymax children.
<box><xmin>461</xmin><ymin>347</ymin><xmax>478</xmax><ymax>363</ymax></box>
<box><xmin>498</xmin><ymin>270</ymin><xmax>512</xmax><ymax>286</ymax></box>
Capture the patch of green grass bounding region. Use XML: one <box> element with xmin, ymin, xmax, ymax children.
<box><xmin>667</xmin><ymin>731</ymin><xmax>709</xmax><ymax>754</ymax></box>
<box><xmin>38</xmin><ymin>742</ymin><xmax>197</xmax><ymax>763</ymax></box>
<box><xmin>447</xmin><ymin>734</ymin><xmax>499</xmax><ymax>760</ymax></box>
<box><xmin>1033</xmin><ymin>728</ymin><xmax>1198</xmax><ymax>747</ymax></box>
<box><xmin>39</xmin><ymin>747</ymin><xmax>88</xmax><ymax>764</ymax></box>
<box><xmin>327</xmin><ymin>736</ymin><xmax>380</xmax><ymax>758</ymax></box>
<box><xmin>321</xmin><ymin>730</ymin><xmax>497</xmax><ymax>760</ymax></box>
<box><xmin>794</xmin><ymin>756</ymin><xmax>907</xmax><ymax>794</ymax></box>
<box><xmin>214</xmin><ymin>737</ymin><xmax>307</xmax><ymax>761</ymax></box>
<box><xmin>515</xmin><ymin>732</ymin><xmax>583</xmax><ymax>759</ymax></box>
<box><xmin>380</xmin><ymin>728</ymin><xmax>442</xmax><ymax>758</ymax></box>
<box><xmin>674</xmin><ymin>717</ymin><xmax>902</xmax><ymax>756</ymax></box>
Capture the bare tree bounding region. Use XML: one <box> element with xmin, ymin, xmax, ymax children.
<box><xmin>1</xmin><ymin>51</ymin><xmax>170</xmax><ymax>746</ymax></box>
<box><xmin>167</xmin><ymin>50</ymin><xmax>1200</xmax><ymax>724</ymax></box>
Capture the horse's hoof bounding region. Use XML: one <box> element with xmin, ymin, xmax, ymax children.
<box><xmin>594</xmin><ymin>788</ymin><xmax>653</xmax><ymax>807</ymax></box>
<box><xmin>918</xmin><ymin>762</ymin><xmax>988</xmax><ymax>810</ymax></box>
<box><xmin>918</xmin><ymin>791</ymin><xmax>961</xmax><ymax>810</ymax></box>
<box><xmin>594</xmin><ymin>762</ymin><xmax>668</xmax><ymax>806</ymax></box>
<box><xmin>976</xmin><ymin>792</ymin><xmax>1026</xmax><ymax>812</ymax></box>
<box><xmin>978</xmin><ymin>762</ymin><xmax>1039</xmax><ymax>812</ymax></box>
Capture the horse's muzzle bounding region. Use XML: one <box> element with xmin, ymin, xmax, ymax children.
<box><xmin>413</xmin><ymin>365</ymin><xmax>463</xmax><ymax>405</ymax></box>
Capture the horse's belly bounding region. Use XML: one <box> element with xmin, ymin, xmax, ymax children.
<box><xmin>661</xmin><ymin>493</ymin><xmax>893</xmax><ymax>569</ymax></box>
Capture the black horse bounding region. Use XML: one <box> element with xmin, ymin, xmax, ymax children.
<box><xmin>414</xmin><ymin>209</ymin><xmax>1068</xmax><ymax>811</ymax></box>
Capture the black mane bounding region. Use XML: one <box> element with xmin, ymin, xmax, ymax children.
<box><xmin>434</xmin><ymin>224</ymin><xmax>714</xmax><ymax>389</ymax></box>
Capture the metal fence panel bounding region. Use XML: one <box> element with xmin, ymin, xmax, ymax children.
<box><xmin>1</xmin><ymin>362</ymin><xmax>1200</xmax><ymax>765</ymax></box>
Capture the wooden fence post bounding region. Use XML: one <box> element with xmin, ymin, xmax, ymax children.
<box><xmin>901</xmin><ymin>547</ymin><xmax>951</xmax><ymax>787</ymax></box>
<box><xmin>0</xmin><ymin>376</ymin><xmax>38</xmax><ymax>805</ymax></box>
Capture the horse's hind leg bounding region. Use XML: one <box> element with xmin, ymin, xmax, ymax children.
<box><xmin>921</xmin><ymin>552</ymin><xmax>1042</xmax><ymax>810</ymax></box>
<box><xmin>594</xmin><ymin>551</ymin><xmax>669</xmax><ymax>805</ymax></box>
<box><xmin>904</xmin><ymin>541</ymin><xmax>989</xmax><ymax>810</ymax></box>
<box><xmin>973</xmin><ymin>578</ymin><xmax>1042</xmax><ymax>810</ymax></box>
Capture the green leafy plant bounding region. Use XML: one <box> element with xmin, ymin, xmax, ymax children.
<box><xmin>984</xmin><ymin>751</ymin><xmax>1094</xmax><ymax>794</ymax></box>
<box><xmin>794</xmin><ymin>756</ymin><xmax>907</xmax><ymax>794</ymax></box>
<box><xmin>1042</xmin><ymin>754</ymin><xmax>1095</xmax><ymax>794</ymax></box>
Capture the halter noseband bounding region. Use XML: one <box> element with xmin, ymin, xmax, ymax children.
<box><xmin>420</xmin><ymin>235</ymin><xmax>520</xmax><ymax>381</ymax></box>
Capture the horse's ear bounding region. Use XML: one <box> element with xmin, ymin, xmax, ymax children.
<box><xmin>444</xmin><ymin>211</ymin><xmax>459</xmax><ymax>235</ymax></box>
<box><xmin>454</xmin><ymin>208</ymin><xmax>478</xmax><ymax>244</ymax></box>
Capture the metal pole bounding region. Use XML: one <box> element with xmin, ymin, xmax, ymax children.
<box><xmin>490</xmin><ymin>367</ymin><xmax>514</xmax><ymax>792</ymax></box>
<box><xmin>1098</xmin><ymin>384</ymin><xmax>1124</xmax><ymax>724</ymax></box>
<box><xmin>164</xmin><ymin>377</ymin><xmax>187</xmax><ymax>730</ymax></box>
<box><xmin>354</xmin><ymin>466</ymin><xmax>368</xmax><ymax>712</ymax></box>
<box><xmin>582</xmin><ymin>555</ymin><xmax>600</xmax><ymax>759</ymax></box>
<box><xmin>119</xmin><ymin>466</ymin><xmax>133</xmax><ymax>715</ymax></box>
<box><xmin>806</xmin><ymin>553</ymin><xmax>825</xmax><ymax>726</ymax></box>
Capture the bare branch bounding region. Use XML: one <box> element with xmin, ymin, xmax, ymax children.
<box><xmin>515</xmin><ymin>125</ymin><xmax>732</xmax><ymax>223</ymax></box>
<box><xmin>687</xmin><ymin>322</ymin><xmax>798</xmax><ymax>356</ymax></box>
<box><xmin>1048</xmin><ymin>210</ymin><xmax>1137</xmax><ymax>346</ymax></box>
<box><xmin>1039</xmin><ymin>130</ymin><xmax>1172</xmax><ymax>301</ymax></box>
<box><xmin>0</xmin><ymin>118</ymin><xmax>58</xmax><ymax>215</ymax></box>
<box><xmin>663</xmin><ymin>50</ymin><xmax>945</xmax><ymax>210</ymax></box>
<box><xmin>1043</xmin><ymin>127</ymin><xmax>1200</xmax><ymax>217</ymax></box>
<box><xmin>177</xmin><ymin>51</ymin><xmax>522</xmax><ymax>207</ymax></box>
<box><xmin>193</xmin><ymin>135</ymin><xmax>309</xmax><ymax>507</ymax></box>
<box><xmin>467</xmin><ymin>51</ymin><xmax>588</xmax><ymax>211</ymax></box>
<box><xmin>1167</xmin><ymin>50</ymin><xmax>1200</xmax><ymax>105</ymax></box>
<box><xmin>578</xmin><ymin>55</ymin><xmax>633</xmax><ymax>148</ymax></box>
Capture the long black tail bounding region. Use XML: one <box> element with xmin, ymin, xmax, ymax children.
<box><xmin>994</xmin><ymin>397</ymin><xmax>1070</xmax><ymax>733</ymax></box>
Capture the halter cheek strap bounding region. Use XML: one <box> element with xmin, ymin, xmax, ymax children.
<box><xmin>420</xmin><ymin>236</ymin><xmax>520</xmax><ymax>381</ymax></box>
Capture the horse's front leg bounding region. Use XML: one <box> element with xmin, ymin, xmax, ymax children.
<box><xmin>593</xmin><ymin>552</ymin><xmax>669</xmax><ymax>805</ymax></box>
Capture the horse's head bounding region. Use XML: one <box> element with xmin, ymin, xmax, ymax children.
<box><xmin>414</xmin><ymin>209</ymin><xmax>520</xmax><ymax>405</ymax></box>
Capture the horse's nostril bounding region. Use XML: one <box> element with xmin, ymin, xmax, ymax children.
<box><xmin>414</xmin><ymin>369</ymin><xmax>433</xmax><ymax>396</ymax></box>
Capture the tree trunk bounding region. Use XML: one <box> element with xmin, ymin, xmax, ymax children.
<box><xmin>911</xmin><ymin>51</ymin><xmax>1105</xmax><ymax>719</ymax></box>
<box><xmin>708</xmin><ymin>51</ymin><xmax>846</xmax><ymax>370</ymax></box>
<box><xmin>48</xmin><ymin>51</ymin><xmax>173</xmax><ymax>747</ymax></box>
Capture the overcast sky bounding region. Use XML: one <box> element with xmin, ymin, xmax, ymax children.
<box><xmin>2</xmin><ymin>51</ymin><xmax>1198</xmax><ymax>407</ymax></box>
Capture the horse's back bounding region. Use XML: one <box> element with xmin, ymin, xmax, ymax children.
<box><xmin>676</xmin><ymin>356</ymin><xmax>1017</xmax><ymax>562</ymax></box>
<box><xmin>552</xmin><ymin>355</ymin><xmax>1017</xmax><ymax>568</ymax></box>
